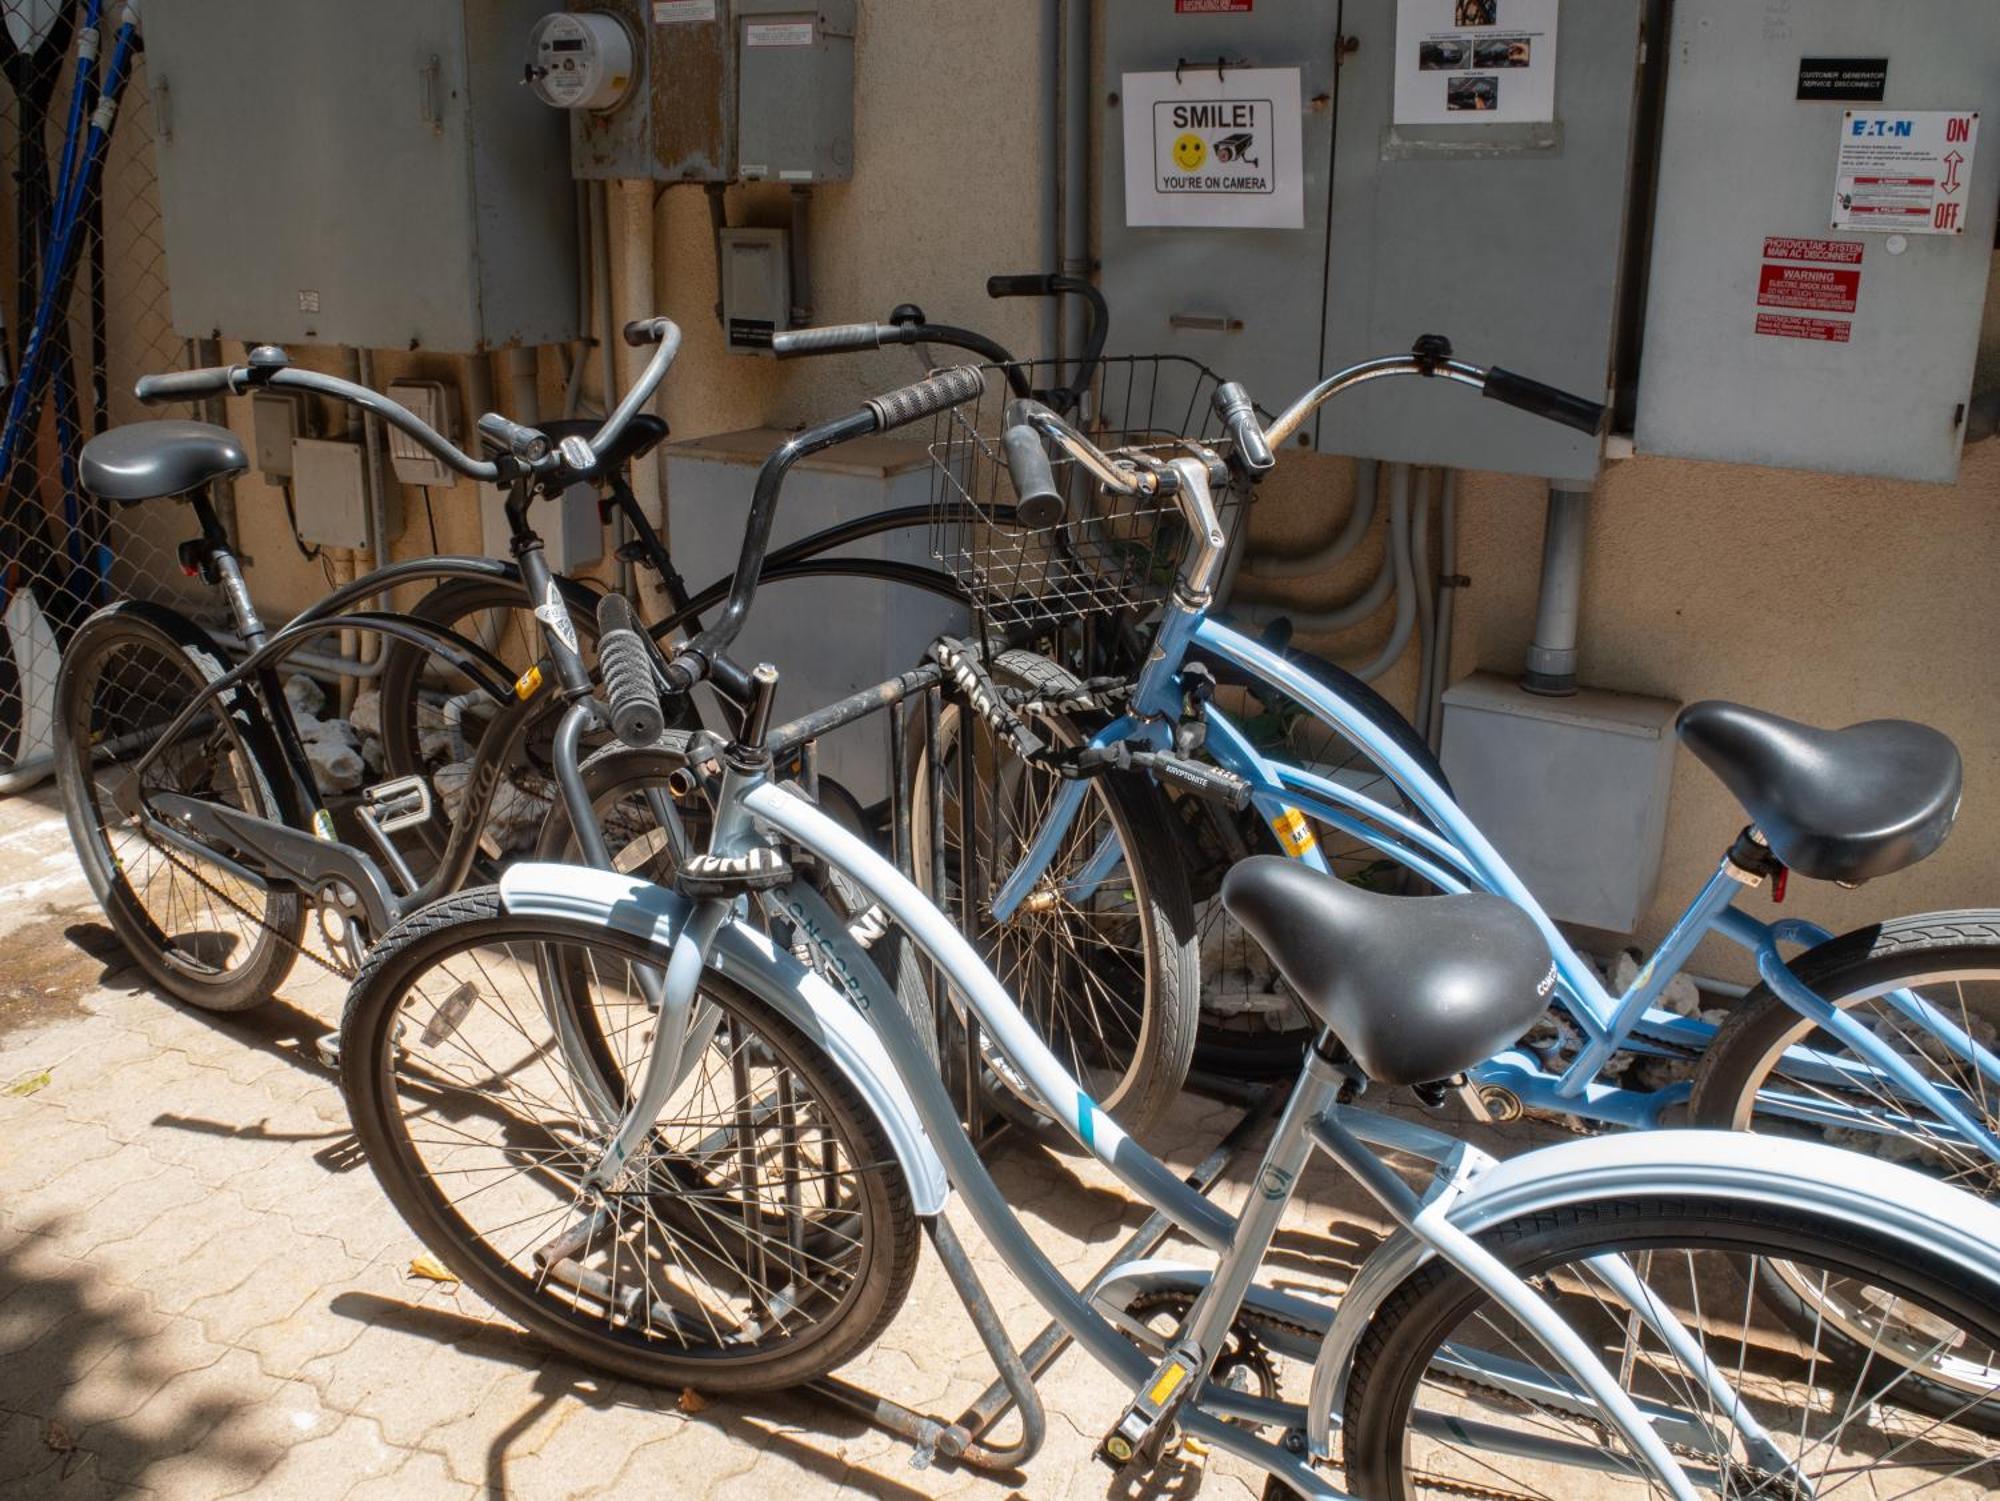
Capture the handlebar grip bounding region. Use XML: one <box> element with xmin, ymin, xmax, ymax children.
<box><xmin>622</xmin><ymin>317</ymin><xmax>672</xmax><ymax>347</ymax></box>
<box><xmin>770</xmin><ymin>322</ymin><xmax>889</xmax><ymax>358</ymax></box>
<box><xmin>986</xmin><ymin>273</ymin><xmax>1060</xmax><ymax>298</ymax></box>
<box><xmin>596</xmin><ymin>595</ymin><xmax>667</xmax><ymax>748</ymax></box>
<box><xmin>862</xmin><ymin>364</ymin><xmax>985</xmax><ymax>434</ymax></box>
<box><xmin>134</xmin><ymin>368</ymin><xmax>236</xmax><ymax>404</ymax></box>
<box><xmin>1001</xmin><ymin>424</ymin><xmax>1065</xmax><ymax>528</ymax></box>
<box><xmin>1213</xmin><ymin>381</ymin><xmax>1274</xmax><ymax>477</ymax></box>
<box><xmin>1481</xmin><ymin>367</ymin><xmax>1607</xmax><ymax>437</ymax></box>
<box><xmin>476</xmin><ymin>411</ymin><xmax>550</xmax><ymax>463</ymax></box>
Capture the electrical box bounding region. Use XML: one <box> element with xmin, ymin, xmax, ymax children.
<box><xmin>479</xmin><ymin>482</ymin><xmax>604</xmax><ymax>576</ymax></box>
<box><xmin>736</xmin><ymin>1</ymin><xmax>856</xmax><ymax>183</ymax></box>
<box><xmin>385</xmin><ymin>381</ymin><xmax>463</xmax><ymax>487</ymax></box>
<box><xmin>291</xmin><ymin>439</ymin><xmax>372</xmax><ymax>552</ymax></box>
<box><xmin>1440</xmin><ymin>672</ymin><xmax>1681</xmax><ymax>935</ymax></box>
<box><xmin>1634</xmin><ymin>0</ymin><xmax>2000</xmax><ymax>484</ymax></box>
<box><xmin>719</xmin><ymin>228</ymin><xmax>791</xmax><ymax>354</ymax></box>
<box><xmin>665</xmin><ymin>430</ymin><xmax>966</xmax><ymax>808</ymax></box>
<box><xmin>1098</xmin><ymin>4</ymin><xmax>1344</xmax><ymax>431</ymax></box>
<box><xmin>1316</xmin><ymin>0</ymin><xmax>1644</xmax><ymax>481</ymax></box>
<box><xmin>250</xmin><ymin>393</ymin><xmax>309</xmax><ymax>479</ymax></box>
<box><xmin>546</xmin><ymin>1</ymin><xmax>737</xmax><ymax>180</ymax></box>
<box><xmin>145</xmin><ymin>1</ymin><xmax>579</xmax><ymax>353</ymax></box>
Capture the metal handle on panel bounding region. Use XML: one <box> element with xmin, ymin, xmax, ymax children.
<box><xmin>1168</xmin><ymin>313</ymin><xmax>1244</xmax><ymax>334</ymax></box>
<box><xmin>421</xmin><ymin>55</ymin><xmax>442</xmax><ymax>134</ymax></box>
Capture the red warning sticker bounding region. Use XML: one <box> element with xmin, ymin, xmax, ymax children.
<box><xmin>1761</xmin><ymin>236</ymin><xmax>1864</xmax><ymax>265</ymax></box>
<box><xmin>1755</xmin><ymin>313</ymin><xmax>1852</xmax><ymax>343</ymax></box>
<box><xmin>1757</xmin><ymin>263</ymin><xmax>1861</xmax><ymax>314</ymax></box>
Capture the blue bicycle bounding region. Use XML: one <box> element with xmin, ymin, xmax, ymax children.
<box><xmin>921</xmin><ymin>338</ymin><xmax>1999</xmax><ymax>1225</ymax></box>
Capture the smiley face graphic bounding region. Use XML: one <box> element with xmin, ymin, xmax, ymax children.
<box><xmin>1171</xmin><ymin>132</ymin><xmax>1207</xmax><ymax>171</ymax></box>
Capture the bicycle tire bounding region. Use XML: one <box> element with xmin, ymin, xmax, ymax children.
<box><xmin>340</xmin><ymin>886</ymin><xmax>921</xmax><ymax>1392</ymax></box>
<box><xmin>907</xmin><ymin>647</ymin><xmax>1199</xmax><ymax>1138</ymax></box>
<box><xmin>53</xmin><ymin>603</ymin><xmax>305</xmax><ymax>1010</ymax></box>
<box><xmin>1187</xmin><ymin>645</ymin><xmax>1452</xmax><ymax>1078</ymax></box>
<box><xmin>1338</xmin><ymin>1194</ymin><xmax>2000</xmax><ymax>1499</ymax></box>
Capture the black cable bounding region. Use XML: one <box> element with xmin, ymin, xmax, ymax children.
<box><xmin>421</xmin><ymin>485</ymin><xmax>439</xmax><ymax>554</ymax></box>
<box><xmin>278</xmin><ymin>479</ymin><xmax>322</xmax><ymax>561</ymax></box>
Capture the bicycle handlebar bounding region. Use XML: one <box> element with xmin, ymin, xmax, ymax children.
<box><xmin>133</xmin><ymin>318</ymin><xmax>685</xmax><ymax>486</ymax></box>
<box><xmin>597</xmin><ymin>593</ymin><xmax>666</xmax><ymax>748</ymax></box>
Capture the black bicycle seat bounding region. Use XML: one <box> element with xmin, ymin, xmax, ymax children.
<box><xmin>1676</xmin><ymin>701</ymin><xmax>1960</xmax><ymax>884</ymax></box>
<box><xmin>79</xmin><ymin>420</ymin><xmax>247</xmax><ymax>506</ymax></box>
<box><xmin>1220</xmin><ymin>857</ymin><xmax>1553</xmax><ymax>1087</ymax></box>
<box><xmin>539</xmin><ymin>414</ymin><xmax>669</xmax><ymax>476</ymax></box>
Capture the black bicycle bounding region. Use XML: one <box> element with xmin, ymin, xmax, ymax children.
<box><xmin>53</xmin><ymin>319</ymin><xmax>683</xmax><ymax>1008</ymax></box>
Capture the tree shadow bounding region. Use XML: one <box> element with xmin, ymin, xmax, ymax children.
<box><xmin>0</xmin><ymin>1217</ymin><xmax>284</xmax><ymax>1495</ymax></box>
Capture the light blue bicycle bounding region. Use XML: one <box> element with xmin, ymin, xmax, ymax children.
<box><xmin>935</xmin><ymin>337</ymin><xmax>1998</xmax><ymax>1210</ymax></box>
<box><xmin>338</xmin><ymin>366</ymin><xmax>2000</xmax><ymax>1497</ymax></box>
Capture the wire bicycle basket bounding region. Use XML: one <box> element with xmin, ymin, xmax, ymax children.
<box><xmin>929</xmin><ymin>355</ymin><xmax>1250</xmax><ymax>633</ymax></box>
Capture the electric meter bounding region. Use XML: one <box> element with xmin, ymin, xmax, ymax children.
<box><xmin>526</xmin><ymin>12</ymin><xmax>635</xmax><ymax>112</ymax></box>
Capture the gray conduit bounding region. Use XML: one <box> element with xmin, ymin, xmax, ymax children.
<box><xmin>1411</xmin><ymin>468</ymin><xmax>1435</xmax><ymax>739</ymax></box>
<box><xmin>1524</xmin><ymin>484</ymin><xmax>1591</xmax><ymax>697</ymax></box>
<box><xmin>1226</xmin><ymin>461</ymin><xmax>1408</xmax><ymax>643</ymax></box>
<box><xmin>1349</xmin><ymin>463</ymin><xmax>1417</xmax><ymax>683</ymax></box>
<box><xmin>1426</xmin><ymin>469</ymin><xmax>1459</xmax><ymax>752</ymax></box>
<box><xmin>1239</xmin><ymin>457</ymin><xmax>1379</xmax><ymax>579</ymax></box>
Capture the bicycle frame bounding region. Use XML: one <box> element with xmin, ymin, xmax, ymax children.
<box><xmin>498</xmin><ymin>756</ymin><xmax>2000</xmax><ymax>1497</ymax></box>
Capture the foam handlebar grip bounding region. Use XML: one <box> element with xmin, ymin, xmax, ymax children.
<box><xmin>134</xmin><ymin>368</ymin><xmax>234</xmax><ymax>404</ymax></box>
<box><xmin>1481</xmin><ymin>367</ymin><xmax>1607</xmax><ymax>436</ymax></box>
<box><xmin>596</xmin><ymin>594</ymin><xmax>667</xmax><ymax>748</ymax></box>
<box><xmin>770</xmin><ymin>323</ymin><xmax>887</xmax><ymax>358</ymax></box>
<box><xmin>986</xmin><ymin>273</ymin><xmax>1060</xmax><ymax>298</ymax></box>
<box><xmin>1001</xmin><ymin>424</ymin><xmax>1064</xmax><ymax>528</ymax></box>
<box><xmin>862</xmin><ymin>364</ymin><xmax>985</xmax><ymax>433</ymax></box>
<box><xmin>622</xmin><ymin>317</ymin><xmax>671</xmax><ymax>347</ymax></box>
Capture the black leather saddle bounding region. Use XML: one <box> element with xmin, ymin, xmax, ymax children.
<box><xmin>1221</xmin><ymin>857</ymin><xmax>1553</xmax><ymax>1087</ymax></box>
<box><xmin>538</xmin><ymin>414</ymin><xmax>668</xmax><ymax>475</ymax></box>
<box><xmin>79</xmin><ymin>420</ymin><xmax>246</xmax><ymax>505</ymax></box>
<box><xmin>1676</xmin><ymin>701</ymin><xmax>1960</xmax><ymax>884</ymax></box>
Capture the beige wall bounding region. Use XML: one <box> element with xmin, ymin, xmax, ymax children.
<box><xmin>95</xmin><ymin>3</ymin><xmax>1997</xmax><ymax>976</ymax></box>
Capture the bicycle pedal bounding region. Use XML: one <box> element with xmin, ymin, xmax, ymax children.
<box><xmin>1097</xmin><ymin>1344</ymin><xmax>1202</xmax><ymax>1471</ymax></box>
<box><xmin>359</xmin><ymin>775</ymin><xmax>433</xmax><ymax>834</ymax></box>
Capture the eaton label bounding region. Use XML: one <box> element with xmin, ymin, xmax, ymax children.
<box><xmin>1833</xmin><ymin>110</ymin><xmax>1979</xmax><ymax>235</ymax></box>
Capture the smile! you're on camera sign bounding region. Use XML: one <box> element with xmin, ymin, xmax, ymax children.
<box><xmin>1122</xmin><ymin>67</ymin><xmax>1304</xmax><ymax>228</ymax></box>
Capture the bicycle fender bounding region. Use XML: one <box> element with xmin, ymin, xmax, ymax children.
<box><xmin>497</xmin><ymin>863</ymin><xmax>950</xmax><ymax>1216</ymax></box>
<box><xmin>1304</xmin><ymin>1128</ymin><xmax>2000</xmax><ymax>1459</ymax></box>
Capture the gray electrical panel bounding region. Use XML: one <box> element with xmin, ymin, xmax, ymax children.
<box><xmin>562</xmin><ymin>0</ymin><xmax>737</xmax><ymax>180</ymax></box>
<box><xmin>1098</xmin><ymin>4</ymin><xmax>1343</xmax><ymax>426</ymax></box>
<box><xmin>736</xmin><ymin>1</ymin><xmax>856</xmax><ymax>182</ymax></box>
<box><xmin>1317</xmin><ymin>0</ymin><xmax>1643</xmax><ymax>482</ymax></box>
<box><xmin>1634</xmin><ymin>0</ymin><xmax>2000</xmax><ymax>484</ymax></box>
<box><xmin>145</xmin><ymin>1</ymin><xmax>578</xmax><ymax>352</ymax></box>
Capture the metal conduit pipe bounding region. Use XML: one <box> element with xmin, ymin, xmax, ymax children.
<box><xmin>1228</xmin><ymin>462</ymin><xmax>1404</xmax><ymax>633</ymax></box>
<box><xmin>504</xmin><ymin>346</ymin><xmax>539</xmax><ymax>425</ymax></box>
<box><xmin>1239</xmin><ymin>457</ymin><xmax>1378</xmax><ymax>578</ymax></box>
<box><xmin>1411</xmin><ymin>467</ymin><xmax>1436</xmax><ymax>739</ymax></box>
<box><xmin>609</xmin><ymin>180</ymin><xmax>662</xmax><ymax>586</ymax></box>
<box><xmin>1057</xmin><ymin>0</ymin><xmax>1090</xmax><ymax>370</ymax></box>
<box><xmin>1426</xmin><ymin>468</ymin><xmax>1459</xmax><ymax>751</ymax></box>
<box><xmin>1349</xmin><ymin>462</ymin><xmax>1418</xmax><ymax>683</ymax></box>
<box><xmin>1039</xmin><ymin>0</ymin><xmax>1061</xmax><ymax>365</ymax></box>
<box><xmin>1524</xmin><ymin>483</ymin><xmax>1591</xmax><ymax>697</ymax></box>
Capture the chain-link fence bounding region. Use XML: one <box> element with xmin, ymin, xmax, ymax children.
<box><xmin>0</xmin><ymin>1</ymin><xmax>190</xmax><ymax>791</ymax></box>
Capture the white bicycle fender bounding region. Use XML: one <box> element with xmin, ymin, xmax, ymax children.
<box><xmin>1305</xmin><ymin>1128</ymin><xmax>2000</xmax><ymax>1459</ymax></box>
<box><xmin>498</xmin><ymin>863</ymin><xmax>950</xmax><ymax>1216</ymax></box>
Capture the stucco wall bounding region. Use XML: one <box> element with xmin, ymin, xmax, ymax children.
<box><xmin>96</xmin><ymin>2</ymin><xmax>1996</xmax><ymax>977</ymax></box>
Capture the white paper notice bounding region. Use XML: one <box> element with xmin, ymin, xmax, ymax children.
<box><xmin>1121</xmin><ymin>68</ymin><xmax>1304</xmax><ymax>230</ymax></box>
<box><xmin>1832</xmin><ymin>110</ymin><xmax>1980</xmax><ymax>235</ymax></box>
<box><xmin>1393</xmin><ymin>0</ymin><xmax>1558</xmax><ymax>126</ymax></box>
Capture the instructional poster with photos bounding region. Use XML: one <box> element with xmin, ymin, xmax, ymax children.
<box><xmin>1393</xmin><ymin>0</ymin><xmax>1559</xmax><ymax>126</ymax></box>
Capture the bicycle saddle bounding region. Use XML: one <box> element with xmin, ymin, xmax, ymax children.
<box><xmin>1220</xmin><ymin>857</ymin><xmax>1553</xmax><ymax>1087</ymax></box>
<box><xmin>1676</xmin><ymin>701</ymin><xmax>1960</xmax><ymax>884</ymax></box>
<box><xmin>79</xmin><ymin>420</ymin><xmax>247</xmax><ymax>505</ymax></box>
<box><xmin>538</xmin><ymin>414</ymin><xmax>669</xmax><ymax>475</ymax></box>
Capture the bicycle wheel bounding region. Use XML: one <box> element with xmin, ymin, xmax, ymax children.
<box><xmin>531</xmin><ymin>743</ymin><xmax>939</xmax><ymax>1075</ymax></box>
<box><xmin>907</xmin><ymin>648</ymin><xmax>1198</xmax><ymax>1136</ymax></box>
<box><xmin>53</xmin><ymin>604</ymin><xmax>305</xmax><ymax>1010</ymax></box>
<box><xmin>1337</xmin><ymin>1195</ymin><xmax>2000</xmax><ymax>1499</ymax></box>
<box><xmin>1187</xmin><ymin>646</ymin><xmax>1452</xmax><ymax>1078</ymax></box>
<box><xmin>376</xmin><ymin>575</ymin><xmax>603</xmax><ymax>864</ymax></box>
<box><xmin>339</xmin><ymin>887</ymin><xmax>921</xmax><ymax>1391</ymax></box>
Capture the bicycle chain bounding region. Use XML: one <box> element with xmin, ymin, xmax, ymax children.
<box><xmin>146</xmin><ymin>829</ymin><xmax>359</xmax><ymax>982</ymax></box>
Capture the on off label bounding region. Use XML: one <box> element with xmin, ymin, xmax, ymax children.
<box><xmin>1271</xmin><ymin>807</ymin><xmax>1317</xmax><ymax>857</ymax></box>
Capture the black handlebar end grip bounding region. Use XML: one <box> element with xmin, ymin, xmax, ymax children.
<box><xmin>770</xmin><ymin>322</ymin><xmax>889</xmax><ymax>358</ymax></box>
<box><xmin>862</xmin><ymin>364</ymin><xmax>986</xmax><ymax>433</ymax></box>
<box><xmin>622</xmin><ymin>318</ymin><xmax>666</xmax><ymax>347</ymax></box>
<box><xmin>1482</xmin><ymin>367</ymin><xmax>1608</xmax><ymax>437</ymax></box>
<box><xmin>133</xmin><ymin>368</ymin><xmax>232</xmax><ymax>405</ymax></box>
<box><xmin>596</xmin><ymin>595</ymin><xmax>667</xmax><ymax>748</ymax></box>
<box><xmin>1001</xmin><ymin>424</ymin><xmax>1065</xmax><ymax>528</ymax></box>
<box><xmin>986</xmin><ymin>274</ymin><xmax>1059</xmax><ymax>298</ymax></box>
